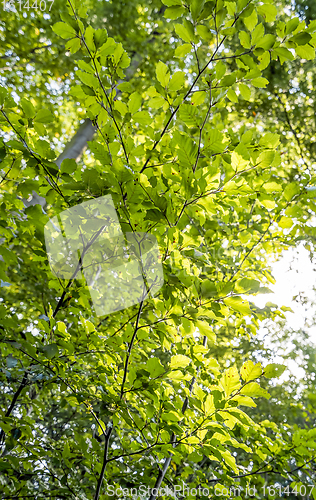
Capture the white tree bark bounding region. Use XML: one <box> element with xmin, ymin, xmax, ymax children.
<box><xmin>25</xmin><ymin>45</ymin><xmax>149</xmax><ymax>207</ymax></box>
<box><xmin>55</xmin><ymin>119</ymin><xmax>97</xmax><ymax>168</ymax></box>
<box><xmin>54</xmin><ymin>53</ymin><xmax>142</xmax><ymax>169</ymax></box>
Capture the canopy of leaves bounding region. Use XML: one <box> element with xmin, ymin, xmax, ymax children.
<box><xmin>1</xmin><ymin>0</ymin><xmax>316</xmax><ymax>498</ymax></box>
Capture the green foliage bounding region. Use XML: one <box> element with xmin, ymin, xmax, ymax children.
<box><xmin>0</xmin><ymin>0</ymin><xmax>316</xmax><ymax>498</ymax></box>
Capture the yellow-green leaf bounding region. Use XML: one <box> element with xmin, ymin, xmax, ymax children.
<box><xmin>224</xmin><ymin>296</ymin><xmax>251</xmax><ymax>315</ymax></box>
<box><xmin>156</xmin><ymin>61</ymin><xmax>170</xmax><ymax>86</ymax></box>
<box><xmin>239</xmin><ymin>83</ymin><xmax>251</xmax><ymax>100</ymax></box>
<box><xmin>175</xmin><ymin>23</ymin><xmax>192</xmax><ymax>43</ymax></box>
<box><xmin>240</xmin><ymin>360</ymin><xmax>262</xmax><ymax>382</ymax></box>
<box><xmin>264</xmin><ymin>363</ymin><xmax>286</xmax><ymax>379</ymax></box>
<box><xmin>52</xmin><ymin>22</ymin><xmax>77</xmax><ymax>39</ymax></box>
<box><xmin>240</xmin><ymin>382</ymin><xmax>270</xmax><ymax>399</ymax></box>
<box><xmin>220</xmin><ymin>366</ymin><xmax>241</xmax><ymax>397</ymax></box>
<box><xmin>169</xmin><ymin>71</ymin><xmax>185</xmax><ymax>91</ymax></box>
<box><xmin>21</xmin><ymin>98</ymin><xmax>35</xmax><ymax>118</ymax></box>
<box><xmin>170</xmin><ymin>354</ymin><xmax>191</xmax><ymax>369</ymax></box>
<box><xmin>128</xmin><ymin>92</ymin><xmax>142</xmax><ymax>114</ymax></box>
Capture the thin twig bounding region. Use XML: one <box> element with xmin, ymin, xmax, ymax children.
<box><xmin>94</xmin><ymin>425</ymin><xmax>113</xmax><ymax>500</ymax></box>
<box><xmin>0</xmin><ymin>371</ymin><xmax>28</xmax><ymax>448</ymax></box>
<box><xmin>120</xmin><ymin>299</ymin><xmax>144</xmax><ymax>399</ymax></box>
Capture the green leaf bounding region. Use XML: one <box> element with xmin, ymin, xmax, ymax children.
<box><xmin>175</xmin><ymin>23</ymin><xmax>192</xmax><ymax>43</ymax></box>
<box><xmin>200</xmin><ymin>281</ymin><xmax>217</xmax><ymax>298</ymax></box>
<box><xmin>240</xmin><ymin>382</ymin><xmax>270</xmax><ymax>399</ymax></box>
<box><xmin>88</xmin><ymin>141</ymin><xmax>112</xmax><ymax>164</ymax></box>
<box><xmin>0</xmin><ymin>86</ymin><xmax>8</xmax><ymax>106</ymax></box>
<box><xmin>257</xmin><ymin>3</ymin><xmax>277</xmax><ymax>22</ymax></box>
<box><xmin>220</xmin><ymin>366</ymin><xmax>241</xmax><ymax>397</ymax></box>
<box><xmin>256</xmin><ymin>34</ymin><xmax>276</xmax><ymax>50</ymax></box>
<box><xmin>239</xmin><ymin>31</ymin><xmax>251</xmax><ymax>49</ymax></box>
<box><xmin>233</xmin><ymin>395</ymin><xmax>256</xmax><ymax>407</ymax></box>
<box><xmin>6</xmin><ymin>140</ymin><xmax>25</xmax><ymax>151</ymax></box>
<box><xmin>117</xmin><ymin>82</ymin><xmax>132</xmax><ymax>93</ymax></box>
<box><xmin>251</xmin><ymin>23</ymin><xmax>264</xmax><ymax>45</ymax></box>
<box><xmin>273</xmin><ymin>47</ymin><xmax>294</xmax><ymax>63</ymax></box>
<box><xmin>85</xmin><ymin>25</ymin><xmax>96</xmax><ymax>52</ymax></box>
<box><xmin>170</xmin><ymin>354</ymin><xmax>191</xmax><ymax>369</ymax></box>
<box><xmin>133</xmin><ymin>111</ymin><xmax>152</xmax><ymax>125</ymax></box>
<box><xmin>60</xmin><ymin>158</ymin><xmax>77</xmax><ymax>175</ymax></box>
<box><xmin>156</xmin><ymin>61</ymin><xmax>170</xmax><ymax>87</ymax></box>
<box><xmin>251</xmin><ymin>77</ymin><xmax>269</xmax><ymax>88</ymax></box>
<box><xmin>239</xmin><ymin>83</ymin><xmax>251</xmax><ymax>100</ymax></box>
<box><xmin>227</xmin><ymin>88</ymin><xmax>238</xmax><ymax>103</ymax></box>
<box><xmin>222</xmin><ymin>450</ymin><xmax>238</xmax><ymax>473</ymax></box>
<box><xmin>84</xmin><ymin>320</ymin><xmax>95</xmax><ymax>334</ymax></box>
<box><xmin>162</xmin><ymin>0</ymin><xmax>182</xmax><ymax>5</ymax></box>
<box><xmin>82</xmin><ymin>85</ymin><xmax>96</xmax><ymax>96</ymax></box>
<box><xmin>179</xmin><ymin>103</ymin><xmax>198</xmax><ymax>126</ymax></box>
<box><xmin>191</xmin><ymin>91</ymin><xmax>205</xmax><ymax>105</ymax></box>
<box><xmin>0</xmin><ymin>147</ymin><xmax>6</xmax><ymax>163</ymax></box>
<box><xmin>240</xmin><ymin>360</ymin><xmax>262</xmax><ymax>382</ymax></box>
<box><xmin>99</xmin><ymin>37</ymin><xmax>117</xmax><ymax>56</ymax></box>
<box><xmin>235</xmin><ymin>278</ymin><xmax>260</xmax><ymax>293</ymax></box>
<box><xmin>164</xmin><ymin>6</ymin><xmax>186</xmax><ymax>19</ymax></box>
<box><xmin>77</xmin><ymin>60</ymin><xmax>94</xmax><ymax>74</ymax></box>
<box><xmin>94</xmin><ymin>28</ymin><xmax>108</xmax><ymax>49</ymax></box>
<box><xmin>206</xmin><ymin>129</ymin><xmax>226</xmax><ymax>153</ymax></box>
<box><xmin>168</xmin><ymin>71</ymin><xmax>185</xmax><ymax>91</ymax></box>
<box><xmin>146</xmin><ymin>358</ymin><xmax>165</xmax><ymax>377</ymax></box>
<box><xmin>62</xmin><ymin>441</ymin><xmax>71</xmax><ymax>461</ymax></box>
<box><xmin>259</xmin><ymin>196</ymin><xmax>275</xmax><ymax>209</ymax></box>
<box><xmin>259</xmin><ymin>132</ymin><xmax>280</xmax><ymax>148</ymax></box>
<box><xmin>290</xmin><ymin>32</ymin><xmax>312</xmax><ymax>45</ymax></box>
<box><xmin>6</xmin><ymin>354</ymin><xmax>17</xmax><ymax>368</ymax></box>
<box><xmin>21</xmin><ymin>98</ymin><xmax>35</xmax><ymax>118</ymax></box>
<box><xmin>196</xmin><ymin>320</ymin><xmax>216</xmax><ymax>342</ymax></box>
<box><xmin>258</xmin><ymin>51</ymin><xmax>271</xmax><ymax>70</ymax></box>
<box><xmin>196</xmin><ymin>24</ymin><xmax>213</xmax><ymax>41</ymax></box>
<box><xmin>161</xmin><ymin>411</ymin><xmax>180</xmax><ymax>422</ymax></box>
<box><xmin>175</xmin><ymin>43</ymin><xmax>192</xmax><ymax>57</ymax></box>
<box><xmin>43</xmin><ymin>343</ymin><xmax>59</xmax><ymax>359</ymax></box>
<box><xmin>278</xmin><ymin>216</ymin><xmax>293</xmax><ymax>229</ymax></box>
<box><xmin>224</xmin><ymin>179</ymin><xmax>252</xmax><ymax>194</ymax></box>
<box><xmin>34</xmin><ymin>109</ymin><xmax>54</xmax><ymax>123</ymax></box>
<box><xmin>57</xmin><ymin>322</ymin><xmax>67</xmax><ymax>334</ymax></box>
<box><xmin>256</xmin><ymin>150</ymin><xmax>275</xmax><ymax>168</ymax></box>
<box><xmin>231</xmin><ymin>150</ymin><xmax>248</xmax><ymax>171</ymax></box>
<box><xmin>169</xmin><ymin>370</ymin><xmax>190</xmax><ymax>380</ymax></box>
<box><xmin>264</xmin><ymin>363</ymin><xmax>286</xmax><ymax>378</ymax></box>
<box><xmin>263</xmin><ymin>181</ymin><xmax>282</xmax><ymax>193</ymax></box>
<box><xmin>243</xmin><ymin>9</ymin><xmax>258</xmax><ymax>32</ymax></box>
<box><xmin>113</xmin><ymin>44</ymin><xmax>130</xmax><ymax>68</ymax></box>
<box><xmin>223</xmin><ymin>297</ymin><xmax>251</xmax><ymax>315</ymax></box>
<box><xmin>295</xmin><ymin>44</ymin><xmax>315</xmax><ymax>60</ymax></box>
<box><xmin>52</xmin><ymin>22</ymin><xmax>77</xmax><ymax>39</ymax></box>
<box><xmin>128</xmin><ymin>92</ymin><xmax>142</xmax><ymax>114</ymax></box>
<box><xmin>66</xmin><ymin>38</ymin><xmax>81</xmax><ymax>54</ymax></box>
<box><xmin>76</xmin><ymin>70</ymin><xmax>99</xmax><ymax>89</ymax></box>
<box><xmin>284</xmin><ymin>182</ymin><xmax>300</xmax><ymax>201</ymax></box>
<box><xmin>285</xmin><ymin>17</ymin><xmax>300</xmax><ymax>35</ymax></box>
<box><xmin>190</xmin><ymin>0</ymin><xmax>205</xmax><ymax>21</ymax></box>
<box><xmin>204</xmin><ymin>394</ymin><xmax>215</xmax><ymax>413</ymax></box>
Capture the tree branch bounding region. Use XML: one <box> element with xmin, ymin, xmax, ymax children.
<box><xmin>0</xmin><ymin>371</ymin><xmax>28</xmax><ymax>448</ymax></box>
<box><xmin>149</xmin><ymin>337</ymin><xmax>207</xmax><ymax>500</ymax></box>
<box><xmin>94</xmin><ymin>424</ymin><xmax>113</xmax><ymax>500</ymax></box>
<box><xmin>120</xmin><ymin>299</ymin><xmax>144</xmax><ymax>399</ymax></box>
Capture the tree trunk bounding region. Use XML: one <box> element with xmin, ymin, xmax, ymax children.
<box><xmin>25</xmin><ymin>43</ymin><xmax>150</xmax><ymax>207</ymax></box>
<box><xmin>55</xmin><ymin>119</ymin><xmax>97</xmax><ymax>167</ymax></box>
